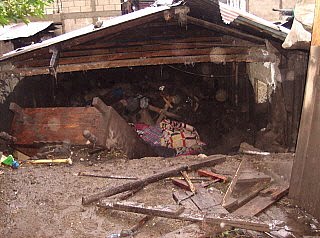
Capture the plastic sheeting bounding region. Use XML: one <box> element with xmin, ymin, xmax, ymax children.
<box><xmin>282</xmin><ymin>0</ymin><xmax>314</xmax><ymax>50</ymax></box>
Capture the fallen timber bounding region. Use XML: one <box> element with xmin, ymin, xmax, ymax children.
<box><xmin>82</xmin><ymin>155</ymin><xmax>226</xmax><ymax>205</ymax></box>
<box><xmin>98</xmin><ymin>200</ymin><xmax>282</xmax><ymax>232</ymax></box>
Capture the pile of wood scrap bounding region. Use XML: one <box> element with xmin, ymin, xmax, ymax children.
<box><xmin>81</xmin><ymin>155</ymin><xmax>289</xmax><ymax>237</ymax></box>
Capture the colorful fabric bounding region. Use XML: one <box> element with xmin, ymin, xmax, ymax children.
<box><xmin>160</xmin><ymin>119</ymin><xmax>205</xmax><ymax>155</ymax></box>
<box><xmin>134</xmin><ymin>124</ymin><xmax>162</xmax><ymax>146</ymax></box>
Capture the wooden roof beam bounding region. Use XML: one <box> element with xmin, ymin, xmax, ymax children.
<box><xmin>186</xmin><ymin>16</ymin><xmax>265</xmax><ymax>44</ymax></box>
<box><xmin>10</xmin><ymin>50</ymin><xmax>275</xmax><ymax>77</ymax></box>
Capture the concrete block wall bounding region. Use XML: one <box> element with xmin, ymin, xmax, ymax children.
<box><xmin>44</xmin><ymin>0</ymin><xmax>122</xmax><ymax>32</ymax></box>
<box><xmin>248</xmin><ymin>0</ymin><xmax>295</xmax><ymax>21</ymax></box>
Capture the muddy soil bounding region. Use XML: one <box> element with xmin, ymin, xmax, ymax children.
<box><xmin>0</xmin><ymin>153</ymin><xmax>319</xmax><ymax>238</ymax></box>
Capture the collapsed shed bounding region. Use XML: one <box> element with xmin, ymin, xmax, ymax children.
<box><xmin>0</xmin><ymin>0</ymin><xmax>309</xmax><ymax>157</ymax></box>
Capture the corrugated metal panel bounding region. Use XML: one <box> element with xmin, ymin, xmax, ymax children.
<box><xmin>0</xmin><ymin>22</ymin><xmax>53</xmax><ymax>41</ymax></box>
<box><xmin>219</xmin><ymin>2</ymin><xmax>289</xmax><ymax>38</ymax></box>
<box><xmin>219</xmin><ymin>2</ymin><xmax>239</xmax><ymax>24</ymax></box>
<box><xmin>0</xmin><ymin>6</ymin><xmax>170</xmax><ymax>60</ymax></box>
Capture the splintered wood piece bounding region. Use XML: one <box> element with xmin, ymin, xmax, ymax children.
<box><xmin>98</xmin><ymin>200</ymin><xmax>275</xmax><ymax>232</ymax></box>
<box><xmin>187</xmin><ymin>187</ymin><xmax>222</xmax><ymax>211</ymax></box>
<box><xmin>98</xmin><ymin>201</ymin><xmax>184</xmax><ymax>217</ymax></box>
<box><xmin>271</xmin><ymin>185</ymin><xmax>289</xmax><ymax>201</ymax></box>
<box><xmin>172</xmin><ymin>178</ymin><xmax>192</xmax><ymax>191</ymax></box>
<box><xmin>173</xmin><ymin>190</ymin><xmax>199</xmax><ymax>210</ymax></box>
<box><xmin>82</xmin><ymin>155</ymin><xmax>226</xmax><ymax>205</ymax></box>
<box><xmin>78</xmin><ymin>171</ymin><xmax>138</xmax><ymax>180</ymax></box>
<box><xmin>233</xmin><ymin>186</ymin><xmax>289</xmax><ymax>217</ymax></box>
<box><xmin>237</xmin><ymin>172</ymin><xmax>271</xmax><ymax>184</ymax></box>
<box><xmin>222</xmin><ymin>159</ymin><xmax>246</xmax><ymax>207</ymax></box>
<box><xmin>181</xmin><ymin>171</ymin><xmax>196</xmax><ymax>193</ymax></box>
<box><xmin>198</xmin><ymin>169</ymin><xmax>228</xmax><ymax>182</ymax></box>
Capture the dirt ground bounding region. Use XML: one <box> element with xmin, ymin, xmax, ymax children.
<box><xmin>0</xmin><ymin>152</ymin><xmax>319</xmax><ymax>238</ymax></box>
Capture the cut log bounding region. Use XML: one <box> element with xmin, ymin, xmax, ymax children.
<box><xmin>82</xmin><ymin>155</ymin><xmax>226</xmax><ymax>205</ymax></box>
<box><xmin>98</xmin><ymin>200</ymin><xmax>278</xmax><ymax>232</ymax></box>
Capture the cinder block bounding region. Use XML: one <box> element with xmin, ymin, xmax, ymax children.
<box><xmin>62</xmin><ymin>7</ymin><xmax>69</xmax><ymax>13</ymax></box>
<box><xmin>81</xmin><ymin>6</ymin><xmax>92</xmax><ymax>12</ymax></box>
<box><xmin>95</xmin><ymin>6</ymin><xmax>104</xmax><ymax>11</ymax></box>
<box><xmin>62</xmin><ymin>1</ymin><xmax>74</xmax><ymax>8</ymax></box>
<box><xmin>104</xmin><ymin>4</ymin><xmax>116</xmax><ymax>11</ymax></box>
<box><xmin>74</xmin><ymin>0</ymin><xmax>86</xmax><ymax>7</ymax></box>
<box><xmin>114</xmin><ymin>4</ymin><xmax>121</xmax><ymax>10</ymax></box>
<box><xmin>63</xmin><ymin>19</ymin><xmax>77</xmax><ymax>32</ymax></box>
<box><xmin>68</xmin><ymin>6</ymin><xmax>81</xmax><ymax>12</ymax></box>
<box><xmin>97</xmin><ymin>0</ymin><xmax>109</xmax><ymax>5</ymax></box>
<box><xmin>109</xmin><ymin>0</ymin><xmax>120</xmax><ymax>4</ymax></box>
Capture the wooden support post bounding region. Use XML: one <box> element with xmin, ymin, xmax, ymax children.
<box><xmin>186</xmin><ymin>16</ymin><xmax>265</xmax><ymax>44</ymax></box>
<box><xmin>82</xmin><ymin>155</ymin><xmax>225</xmax><ymax>205</ymax></box>
<box><xmin>289</xmin><ymin>0</ymin><xmax>320</xmax><ymax>219</ymax></box>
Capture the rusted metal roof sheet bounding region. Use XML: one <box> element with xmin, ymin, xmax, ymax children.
<box><xmin>0</xmin><ymin>22</ymin><xmax>53</xmax><ymax>41</ymax></box>
<box><xmin>219</xmin><ymin>2</ymin><xmax>289</xmax><ymax>40</ymax></box>
<box><xmin>1</xmin><ymin>6</ymin><xmax>170</xmax><ymax>60</ymax></box>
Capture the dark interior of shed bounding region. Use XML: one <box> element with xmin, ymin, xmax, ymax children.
<box><xmin>6</xmin><ymin>62</ymin><xmax>273</xmax><ymax>155</ymax></box>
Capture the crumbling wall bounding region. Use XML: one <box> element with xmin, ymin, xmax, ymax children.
<box><xmin>0</xmin><ymin>41</ymin><xmax>21</xmax><ymax>132</ymax></box>
<box><xmin>247</xmin><ymin>41</ymin><xmax>308</xmax><ymax>151</ymax></box>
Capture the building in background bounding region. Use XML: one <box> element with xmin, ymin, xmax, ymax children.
<box><xmin>220</xmin><ymin>0</ymin><xmax>295</xmax><ymax>21</ymax></box>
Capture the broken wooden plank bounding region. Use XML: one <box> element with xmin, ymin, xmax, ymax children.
<box><xmin>92</xmin><ymin>97</ymin><xmax>156</xmax><ymax>159</ymax></box>
<box><xmin>172</xmin><ymin>178</ymin><xmax>192</xmax><ymax>191</ymax></box>
<box><xmin>237</xmin><ymin>172</ymin><xmax>271</xmax><ymax>184</ymax></box>
<box><xmin>98</xmin><ymin>200</ymin><xmax>278</xmax><ymax>232</ymax></box>
<box><xmin>82</xmin><ymin>155</ymin><xmax>226</xmax><ymax>205</ymax></box>
<box><xmin>187</xmin><ymin>187</ymin><xmax>223</xmax><ymax>211</ymax></box>
<box><xmin>186</xmin><ymin>16</ymin><xmax>265</xmax><ymax>44</ymax></box>
<box><xmin>222</xmin><ymin>159</ymin><xmax>246</xmax><ymax>207</ymax></box>
<box><xmin>173</xmin><ymin>190</ymin><xmax>199</xmax><ymax>210</ymax></box>
<box><xmin>233</xmin><ymin>186</ymin><xmax>289</xmax><ymax>217</ymax></box>
<box><xmin>78</xmin><ymin>171</ymin><xmax>138</xmax><ymax>180</ymax></box>
<box><xmin>197</xmin><ymin>169</ymin><xmax>228</xmax><ymax>182</ymax></box>
<box><xmin>181</xmin><ymin>171</ymin><xmax>196</xmax><ymax>194</ymax></box>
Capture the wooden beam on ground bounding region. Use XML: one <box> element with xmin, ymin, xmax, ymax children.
<box><xmin>233</xmin><ymin>185</ymin><xmax>289</xmax><ymax>216</ymax></box>
<box><xmin>82</xmin><ymin>155</ymin><xmax>226</xmax><ymax>205</ymax></box>
<box><xmin>98</xmin><ymin>200</ymin><xmax>278</xmax><ymax>232</ymax></box>
<box><xmin>186</xmin><ymin>16</ymin><xmax>265</xmax><ymax>44</ymax></box>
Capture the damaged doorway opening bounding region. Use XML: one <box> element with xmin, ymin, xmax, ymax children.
<box><xmin>10</xmin><ymin>61</ymin><xmax>276</xmax><ymax>157</ymax></box>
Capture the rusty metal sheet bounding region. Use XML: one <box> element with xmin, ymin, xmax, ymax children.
<box><xmin>0</xmin><ymin>22</ymin><xmax>53</xmax><ymax>41</ymax></box>
<box><xmin>218</xmin><ymin>2</ymin><xmax>289</xmax><ymax>40</ymax></box>
<box><xmin>0</xmin><ymin>6</ymin><xmax>170</xmax><ymax>61</ymax></box>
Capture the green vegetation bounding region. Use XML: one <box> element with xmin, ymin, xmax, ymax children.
<box><xmin>0</xmin><ymin>0</ymin><xmax>53</xmax><ymax>25</ymax></box>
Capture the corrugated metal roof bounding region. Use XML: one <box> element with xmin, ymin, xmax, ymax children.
<box><xmin>1</xmin><ymin>6</ymin><xmax>170</xmax><ymax>60</ymax></box>
<box><xmin>0</xmin><ymin>22</ymin><xmax>53</xmax><ymax>41</ymax></box>
<box><xmin>219</xmin><ymin>2</ymin><xmax>289</xmax><ymax>39</ymax></box>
